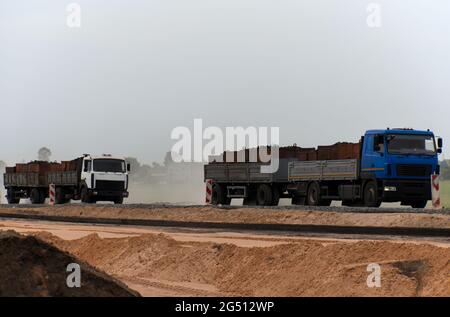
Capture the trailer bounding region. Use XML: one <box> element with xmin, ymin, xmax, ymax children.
<box><xmin>4</xmin><ymin>155</ymin><xmax>130</xmax><ymax>205</ymax></box>
<box><xmin>204</xmin><ymin>129</ymin><xmax>442</xmax><ymax>208</ymax></box>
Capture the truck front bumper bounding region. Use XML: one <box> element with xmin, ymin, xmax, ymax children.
<box><xmin>382</xmin><ymin>179</ymin><xmax>431</xmax><ymax>203</ymax></box>
<box><xmin>90</xmin><ymin>190</ymin><xmax>129</xmax><ymax>198</ymax></box>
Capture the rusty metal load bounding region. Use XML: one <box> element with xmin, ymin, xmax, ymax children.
<box><xmin>7</xmin><ymin>160</ymin><xmax>79</xmax><ymax>174</ymax></box>
<box><xmin>316</xmin><ymin>142</ymin><xmax>361</xmax><ymax>160</ymax></box>
<box><xmin>210</xmin><ymin>146</ymin><xmax>317</xmax><ymax>163</ymax></box>
<box><xmin>209</xmin><ymin>142</ymin><xmax>361</xmax><ymax>164</ymax></box>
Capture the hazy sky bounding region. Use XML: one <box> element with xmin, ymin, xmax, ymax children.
<box><xmin>1</xmin><ymin>0</ymin><xmax>449</xmax><ymax>165</ymax></box>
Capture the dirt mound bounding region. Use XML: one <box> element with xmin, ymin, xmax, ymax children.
<box><xmin>36</xmin><ymin>232</ymin><xmax>450</xmax><ymax>296</ymax></box>
<box><xmin>0</xmin><ymin>231</ymin><xmax>139</xmax><ymax>296</ymax></box>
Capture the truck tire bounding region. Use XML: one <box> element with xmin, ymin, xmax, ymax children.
<box><xmin>211</xmin><ymin>184</ymin><xmax>230</xmax><ymax>205</ymax></box>
<box><xmin>55</xmin><ymin>187</ymin><xmax>66</xmax><ymax>204</ymax></box>
<box><xmin>271</xmin><ymin>186</ymin><xmax>280</xmax><ymax>206</ymax></box>
<box><xmin>30</xmin><ymin>188</ymin><xmax>44</xmax><ymax>204</ymax></box>
<box><xmin>39</xmin><ymin>190</ymin><xmax>46</xmax><ymax>203</ymax></box>
<box><xmin>81</xmin><ymin>187</ymin><xmax>93</xmax><ymax>204</ymax></box>
<box><xmin>363</xmin><ymin>181</ymin><xmax>382</xmax><ymax>208</ymax></box>
<box><xmin>257</xmin><ymin>184</ymin><xmax>273</xmax><ymax>206</ymax></box>
<box><xmin>6</xmin><ymin>188</ymin><xmax>20</xmax><ymax>204</ymax></box>
<box><xmin>410</xmin><ymin>200</ymin><xmax>427</xmax><ymax>209</ymax></box>
<box><xmin>307</xmin><ymin>182</ymin><xmax>331</xmax><ymax>206</ymax></box>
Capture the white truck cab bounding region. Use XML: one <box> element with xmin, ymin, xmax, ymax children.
<box><xmin>80</xmin><ymin>154</ymin><xmax>130</xmax><ymax>204</ymax></box>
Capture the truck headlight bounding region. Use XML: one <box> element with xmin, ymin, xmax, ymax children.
<box><xmin>384</xmin><ymin>186</ymin><xmax>397</xmax><ymax>192</ymax></box>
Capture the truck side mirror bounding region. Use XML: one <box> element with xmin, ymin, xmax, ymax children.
<box><xmin>127</xmin><ymin>163</ymin><xmax>131</xmax><ymax>172</ymax></box>
<box><xmin>437</xmin><ymin>148</ymin><xmax>442</xmax><ymax>154</ymax></box>
<box><xmin>84</xmin><ymin>161</ymin><xmax>90</xmax><ymax>172</ymax></box>
<box><xmin>437</xmin><ymin>138</ymin><xmax>443</xmax><ymax>149</ymax></box>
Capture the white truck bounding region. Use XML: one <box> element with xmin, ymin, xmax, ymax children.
<box><xmin>4</xmin><ymin>154</ymin><xmax>130</xmax><ymax>204</ymax></box>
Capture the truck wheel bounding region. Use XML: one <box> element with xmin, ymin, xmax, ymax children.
<box><xmin>81</xmin><ymin>187</ymin><xmax>92</xmax><ymax>204</ymax></box>
<box><xmin>307</xmin><ymin>182</ymin><xmax>331</xmax><ymax>206</ymax></box>
<box><xmin>30</xmin><ymin>188</ymin><xmax>42</xmax><ymax>204</ymax></box>
<box><xmin>410</xmin><ymin>200</ymin><xmax>427</xmax><ymax>209</ymax></box>
<box><xmin>363</xmin><ymin>181</ymin><xmax>382</xmax><ymax>208</ymax></box>
<box><xmin>6</xmin><ymin>188</ymin><xmax>20</xmax><ymax>204</ymax></box>
<box><xmin>211</xmin><ymin>184</ymin><xmax>229</xmax><ymax>205</ymax></box>
<box><xmin>55</xmin><ymin>187</ymin><xmax>65</xmax><ymax>204</ymax></box>
<box><xmin>271</xmin><ymin>186</ymin><xmax>280</xmax><ymax>206</ymax></box>
<box><xmin>114</xmin><ymin>197</ymin><xmax>124</xmax><ymax>204</ymax></box>
<box><xmin>39</xmin><ymin>190</ymin><xmax>46</xmax><ymax>204</ymax></box>
<box><xmin>257</xmin><ymin>184</ymin><xmax>273</xmax><ymax>206</ymax></box>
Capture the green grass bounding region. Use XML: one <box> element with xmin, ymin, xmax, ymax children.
<box><xmin>441</xmin><ymin>180</ymin><xmax>450</xmax><ymax>208</ymax></box>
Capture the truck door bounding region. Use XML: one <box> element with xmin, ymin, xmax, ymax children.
<box><xmin>361</xmin><ymin>134</ymin><xmax>386</xmax><ymax>179</ymax></box>
<box><xmin>81</xmin><ymin>159</ymin><xmax>93</xmax><ymax>188</ymax></box>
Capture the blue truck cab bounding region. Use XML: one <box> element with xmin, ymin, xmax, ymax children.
<box><xmin>360</xmin><ymin>128</ymin><xmax>442</xmax><ymax>208</ymax></box>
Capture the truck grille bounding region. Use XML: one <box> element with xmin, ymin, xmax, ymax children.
<box><xmin>95</xmin><ymin>180</ymin><xmax>125</xmax><ymax>191</ymax></box>
<box><xmin>396</xmin><ymin>165</ymin><xmax>432</xmax><ymax>177</ymax></box>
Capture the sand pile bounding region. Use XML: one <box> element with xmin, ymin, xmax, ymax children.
<box><xmin>37</xmin><ymin>232</ymin><xmax>450</xmax><ymax>296</ymax></box>
<box><xmin>0</xmin><ymin>231</ymin><xmax>139</xmax><ymax>296</ymax></box>
<box><xmin>1</xmin><ymin>205</ymin><xmax>449</xmax><ymax>229</ymax></box>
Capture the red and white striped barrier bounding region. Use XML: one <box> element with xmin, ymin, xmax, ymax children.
<box><xmin>205</xmin><ymin>179</ymin><xmax>213</xmax><ymax>204</ymax></box>
<box><xmin>49</xmin><ymin>184</ymin><xmax>56</xmax><ymax>205</ymax></box>
<box><xmin>431</xmin><ymin>175</ymin><xmax>440</xmax><ymax>209</ymax></box>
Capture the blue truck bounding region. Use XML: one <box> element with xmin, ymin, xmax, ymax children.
<box><xmin>204</xmin><ymin>128</ymin><xmax>442</xmax><ymax>208</ymax></box>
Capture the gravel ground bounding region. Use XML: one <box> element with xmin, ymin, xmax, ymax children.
<box><xmin>1</xmin><ymin>203</ymin><xmax>449</xmax><ymax>214</ymax></box>
<box><xmin>0</xmin><ymin>204</ymin><xmax>449</xmax><ymax>229</ymax></box>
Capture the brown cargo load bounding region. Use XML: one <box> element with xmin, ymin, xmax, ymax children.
<box><xmin>15</xmin><ymin>164</ymin><xmax>29</xmax><ymax>173</ymax></box>
<box><xmin>210</xmin><ymin>141</ymin><xmax>361</xmax><ymax>164</ymax></box>
<box><xmin>4</xmin><ymin>159</ymin><xmax>81</xmax><ymax>176</ymax></box>
<box><xmin>7</xmin><ymin>161</ymin><xmax>65</xmax><ymax>174</ymax></box>
<box><xmin>62</xmin><ymin>160</ymin><xmax>77</xmax><ymax>171</ymax></box>
<box><xmin>317</xmin><ymin>142</ymin><xmax>360</xmax><ymax>160</ymax></box>
<box><xmin>5</xmin><ymin>167</ymin><xmax>15</xmax><ymax>173</ymax></box>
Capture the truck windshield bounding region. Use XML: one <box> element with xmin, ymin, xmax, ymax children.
<box><xmin>93</xmin><ymin>159</ymin><xmax>125</xmax><ymax>173</ymax></box>
<box><xmin>387</xmin><ymin>134</ymin><xmax>436</xmax><ymax>156</ymax></box>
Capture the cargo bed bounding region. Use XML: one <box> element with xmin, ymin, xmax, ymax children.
<box><xmin>204</xmin><ymin>159</ymin><xmax>294</xmax><ymax>183</ymax></box>
<box><xmin>288</xmin><ymin>159</ymin><xmax>359</xmax><ymax>181</ymax></box>
<box><xmin>4</xmin><ymin>171</ymin><xmax>80</xmax><ymax>188</ymax></box>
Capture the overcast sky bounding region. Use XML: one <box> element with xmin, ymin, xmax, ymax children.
<box><xmin>1</xmin><ymin>0</ymin><xmax>449</xmax><ymax>165</ymax></box>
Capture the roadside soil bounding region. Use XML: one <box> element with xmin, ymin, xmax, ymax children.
<box><xmin>0</xmin><ymin>230</ymin><xmax>139</xmax><ymax>296</ymax></box>
<box><xmin>0</xmin><ymin>205</ymin><xmax>448</xmax><ymax>229</ymax></box>
<box><xmin>32</xmin><ymin>230</ymin><xmax>449</xmax><ymax>297</ymax></box>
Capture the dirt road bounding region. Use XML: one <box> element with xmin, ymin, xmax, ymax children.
<box><xmin>1</xmin><ymin>217</ymin><xmax>448</xmax><ymax>296</ymax></box>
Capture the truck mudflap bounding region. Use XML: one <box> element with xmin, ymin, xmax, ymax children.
<box><xmin>381</xmin><ymin>179</ymin><xmax>431</xmax><ymax>203</ymax></box>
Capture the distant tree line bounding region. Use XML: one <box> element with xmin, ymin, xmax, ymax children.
<box><xmin>441</xmin><ymin>160</ymin><xmax>450</xmax><ymax>180</ymax></box>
